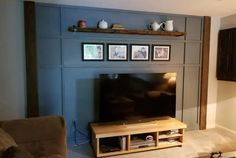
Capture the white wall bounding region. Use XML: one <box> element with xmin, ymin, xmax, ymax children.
<box><xmin>32</xmin><ymin>0</ymin><xmax>236</xmax><ymax>17</ymax></box>
<box><xmin>215</xmin><ymin>14</ymin><xmax>236</xmax><ymax>131</ymax></box>
<box><xmin>220</xmin><ymin>13</ymin><xmax>236</xmax><ymax>29</ymax></box>
<box><xmin>0</xmin><ymin>0</ymin><xmax>26</xmax><ymax>120</ymax></box>
<box><xmin>206</xmin><ymin>17</ymin><xmax>221</xmax><ymax>129</ymax></box>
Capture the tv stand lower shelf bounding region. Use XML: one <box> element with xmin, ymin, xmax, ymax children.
<box><xmin>90</xmin><ymin>117</ymin><xmax>187</xmax><ymax>157</ymax></box>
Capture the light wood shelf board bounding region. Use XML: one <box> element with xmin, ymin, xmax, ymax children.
<box><xmin>157</xmin><ymin>142</ymin><xmax>182</xmax><ymax>149</ymax></box>
<box><xmin>98</xmin><ymin>150</ymin><xmax>128</xmax><ymax>157</ymax></box>
<box><xmin>159</xmin><ymin>133</ymin><xmax>183</xmax><ymax>139</ymax></box>
<box><xmin>130</xmin><ymin>146</ymin><xmax>157</xmax><ymax>152</ymax></box>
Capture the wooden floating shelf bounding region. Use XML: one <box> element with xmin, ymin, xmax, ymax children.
<box><xmin>68</xmin><ymin>27</ymin><xmax>186</xmax><ymax>37</ymax></box>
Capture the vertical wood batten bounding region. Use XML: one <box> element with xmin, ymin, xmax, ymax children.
<box><xmin>200</xmin><ymin>16</ymin><xmax>211</xmax><ymax>130</ymax></box>
<box><xmin>24</xmin><ymin>1</ymin><xmax>39</xmax><ymax>117</ymax></box>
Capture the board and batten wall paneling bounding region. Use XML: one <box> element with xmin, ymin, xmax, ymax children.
<box><xmin>36</xmin><ymin>4</ymin><xmax>63</xmax><ymax>117</ymax></box>
<box><xmin>61</xmin><ymin>7</ymin><xmax>185</xmax><ymax>40</ymax></box>
<box><xmin>37</xmin><ymin>38</ymin><xmax>61</xmax><ymax>65</ymax></box>
<box><xmin>62</xmin><ymin>67</ymin><xmax>184</xmax><ymax>136</ymax></box>
<box><xmin>185</xmin><ymin>43</ymin><xmax>201</xmax><ymax>64</ymax></box>
<box><xmin>182</xmin><ymin>17</ymin><xmax>203</xmax><ymax>130</ymax></box>
<box><xmin>183</xmin><ymin>66</ymin><xmax>200</xmax><ymax>130</ymax></box>
<box><xmin>36</xmin><ymin>4</ymin><xmax>60</xmax><ymax>36</ymax></box>
<box><xmin>186</xmin><ymin>17</ymin><xmax>202</xmax><ymax>41</ymax></box>
<box><xmin>62</xmin><ymin>38</ymin><xmax>185</xmax><ymax>66</ymax></box>
<box><xmin>29</xmin><ymin>2</ymin><xmax>207</xmax><ymax>138</ymax></box>
<box><xmin>38</xmin><ymin>68</ymin><xmax>62</xmax><ymax>115</ymax></box>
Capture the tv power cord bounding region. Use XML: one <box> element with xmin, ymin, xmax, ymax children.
<box><xmin>73</xmin><ymin>120</ymin><xmax>90</xmax><ymax>146</ymax></box>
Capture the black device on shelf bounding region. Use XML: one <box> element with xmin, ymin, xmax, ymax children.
<box><xmin>100</xmin><ymin>137</ymin><xmax>121</xmax><ymax>153</ymax></box>
<box><xmin>98</xmin><ymin>73</ymin><xmax>176</xmax><ymax>122</ymax></box>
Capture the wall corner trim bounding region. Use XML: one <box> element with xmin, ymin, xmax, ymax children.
<box><xmin>199</xmin><ymin>16</ymin><xmax>211</xmax><ymax>130</ymax></box>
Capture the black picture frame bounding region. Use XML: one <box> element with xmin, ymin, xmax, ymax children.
<box><xmin>130</xmin><ymin>44</ymin><xmax>150</xmax><ymax>61</ymax></box>
<box><xmin>107</xmin><ymin>43</ymin><xmax>128</xmax><ymax>61</ymax></box>
<box><xmin>152</xmin><ymin>45</ymin><xmax>171</xmax><ymax>61</ymax></box>
<box><xmin>82</xmin><ymin>43</ymin><xmax>104</xmax><ymax>61</ymax></box>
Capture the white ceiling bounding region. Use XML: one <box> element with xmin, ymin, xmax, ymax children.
<box><xmin>32</xmin><ymin>0</ymin><xmax>236</xmax><ymax>17</ymax></box>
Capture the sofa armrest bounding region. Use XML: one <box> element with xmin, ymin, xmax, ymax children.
<box><xmin>0</xmin><ymin>116</ymin><xmax>67</xmax><ymax>158</ymax></box>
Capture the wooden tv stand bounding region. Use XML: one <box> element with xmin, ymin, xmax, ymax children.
<box><xmin>90</xmin><ymin>117</ymin><xmax>187</xmax><ymax>157</ymax></box>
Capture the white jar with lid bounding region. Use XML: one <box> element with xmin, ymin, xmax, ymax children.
<box><xmin>98</xmin><ymin>19</ymin><xmax>108</xmax><ymax>29</ymax></box>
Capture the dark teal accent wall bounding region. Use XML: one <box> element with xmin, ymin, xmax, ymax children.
<box><xmin>36</xmin><ymin>3</ymin><xmax>203</xmax><ymax>139</ymax></box>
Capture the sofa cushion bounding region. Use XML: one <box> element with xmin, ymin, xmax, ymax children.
<box><xmin>38</xmin><ymin>154</ymin><xmax>64</xmax><ymax>158</ymax></box>
<box><xmin>0</xmin><ymin>128</ymin><xmax>17</xmax><ymax>158</ymax></box>
<box><xmin>0</xmin><ymin>116</ymin><xmax>67</xmax><ymax>158</ymax></box>
<box><xmin>3</xmin><ymin>146</ymin><xmax>34</xmax><ymax>158</ymax></box>
<box><xmin>0</xmin><ymin>128</ymin><xmax>17</xmax><ymax>149</ymax></box>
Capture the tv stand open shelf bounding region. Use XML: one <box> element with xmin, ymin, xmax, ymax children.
<box><xmin>91</xmin><ymin>117</ymin><xmax>187</xmax><ymax>157</ymax></box>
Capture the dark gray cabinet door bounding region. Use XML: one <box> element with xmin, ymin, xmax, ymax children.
<box><xmin>231</xmin><ymin>30</ymin><xmax>236</xmax><ymax>80</ymax></box>
<box><xmin>217</xmin><ymin>29</ymin><xmax>236</xmax><ymax>81</ymax></box>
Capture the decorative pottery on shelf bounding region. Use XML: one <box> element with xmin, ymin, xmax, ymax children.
<box><xmin>148</xmin><ymin>21</ymin><xmax>163</xmax><ymax>31</ymax></box>
<box><xmin>98</xmin><ymin>19</ymin><xmax>108</xmax><ymax>29</ymax></box>
<box><xmin>161</xmin><ymin>20</ymin><xmax>174</xmax><ymax>31</ymax></box>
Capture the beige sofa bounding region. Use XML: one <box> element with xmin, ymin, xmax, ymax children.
<box><xmin>0</xmin><ymin>116</ymin><xmax>67</xmax><ymax>158</ymax></box>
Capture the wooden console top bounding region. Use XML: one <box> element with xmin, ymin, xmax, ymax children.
<box><xmin>91</xmin><ymin>117</ymin><xmax>187</xmax><ymax>138</ymax></box>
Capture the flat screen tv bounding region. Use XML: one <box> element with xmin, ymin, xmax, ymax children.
<box><xmin>99</xmin><ymin>73</ymin><xmax>176</xmax><ymax>122</ymax></box>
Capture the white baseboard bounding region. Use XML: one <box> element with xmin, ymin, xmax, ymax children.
<box><xmin>216</xmin><ymin>124</ymin><xmax>236</xmax><ymax>135</ymax></box>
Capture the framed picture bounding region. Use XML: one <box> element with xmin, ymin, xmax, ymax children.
<box><xmin>82</xmin><ymin>43</ymin><xmax>104</xmax><ymax>61</ymax></box>
<box><xmin>107</xmin><ymin>44</ymin><xmax>128</xmax><ymax>61</ymax></box>
<box><xmin>152</xmin><ymin>45</ymin><xmax>171</xmax><ymax>61</ymax></box>
<box><xmin>131</xmin><ymin>44</ymin><xmax>150</xmax><ymax>61</ymax></box>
